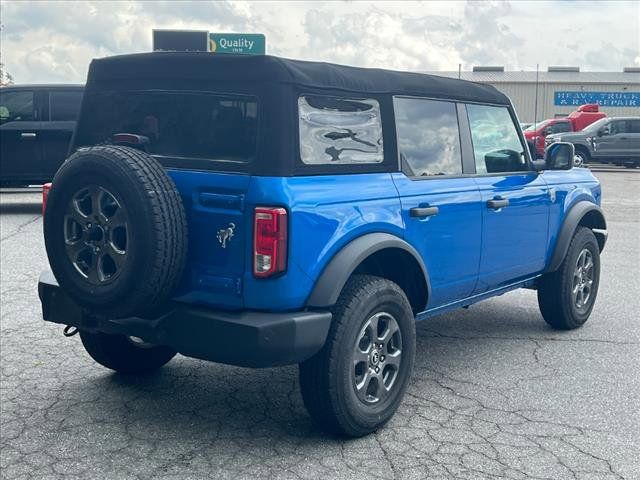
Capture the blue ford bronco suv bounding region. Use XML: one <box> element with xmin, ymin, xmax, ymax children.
<box><xmin>39</xmin><ymin>53</ymin><xmax>607</xmax><ymax>437</ymax></box>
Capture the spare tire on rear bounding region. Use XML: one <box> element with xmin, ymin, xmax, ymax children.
<box><xmin>44</xmin><ymin>145</ymin><xmax>188</xmax><ymax>319</ymax></box>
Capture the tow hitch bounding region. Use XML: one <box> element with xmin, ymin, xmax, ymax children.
<box><xmin>63</xmin><ymin>325</ymin><xmax>78</xmax><ymax>337</ymax></box>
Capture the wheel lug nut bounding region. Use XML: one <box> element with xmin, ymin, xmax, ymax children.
<box><xmin>375</xmin><ymin>367</ymin><xmax>380</xmax><ymax>373</ymax></box>
<box><xmin>380</xmin><ymin>355</ymin><xmax>385</xmax><ymax>362</ymax></box>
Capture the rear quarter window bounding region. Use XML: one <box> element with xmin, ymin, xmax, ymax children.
<box><xmin>298</xmin><ymin>95</ymin><xmax>383</xmax><ymax>165</ymax></box>
<box><xmin>75</xmin><ymin>90</ymin><xmax>258</xmax><ymax>162</ymax></box>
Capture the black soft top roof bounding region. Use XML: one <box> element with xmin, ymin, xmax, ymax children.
<box><xmin>87</xmin><ymin>52</ymin><xmax>510</xmax><ymax>105</ymax></box>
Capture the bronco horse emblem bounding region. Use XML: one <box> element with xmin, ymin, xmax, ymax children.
<box><xmin>216</xmin><ymin>223</ymin><xmax>236</xmax><ymax>249</ymax></box>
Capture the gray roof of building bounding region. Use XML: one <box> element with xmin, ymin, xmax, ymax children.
<box><xmin>0</xmin><ymin>84</ymin><xmax>84</xmax><ymax>89</ymax></box>
<box><xmin>424</xmin><ymin>71</ymin><xmax>640</xmax><ymax>84</ymax></box>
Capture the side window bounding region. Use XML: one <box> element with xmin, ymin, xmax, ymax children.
<box><xmin>393</xmin><ymin>97</ymin><xmax>461</xmax><ymax>176</ymax></box>
<box><xmin>466</xmin><ymin>104</ymin><xmax>528</xmax><ymax>174</ymax></box>
<box><xmin>0</xmin><ymin>91</ymin><xmax>35</xmax><ymax>124</ymax></box>
<box><xmin>610</xmin><ymin>121</ymin><xmax>628</xmax><ymax>135</ymax></box>
<box><xmin>298</xmin><ymin>95</ymin><xmax>383</xmax><ymax>165</ymax></box>
<box><xmin>551</xmin><ymin>122</ymin><xmax>571</xmax><ymax>134</ymax></box>
<box><xmin>628</xmin><ymin>120</ymin><xmax>640</xmax><ymax>134</ymax></box>
<box><xmin>50</xmin><ymin>90</ymin><xmax>83</xmax><ymax>121</ymax></box>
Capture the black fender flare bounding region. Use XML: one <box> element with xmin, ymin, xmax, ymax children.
<box><xmin>546</xmin><ymin>201</ymin><xmax>607</xmax><ymax>272</ymax></box>
<box><xmin>306</xmin><ymin>232</ymin><xmax>431</xmax><ymax>308</ymax></box>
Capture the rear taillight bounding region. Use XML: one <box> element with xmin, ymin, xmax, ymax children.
<box><xmin>42</xmin><ymin>183</ymin><xmax>52</xmax><ymax>216</ymax></box>
<box><xmin>253</xmin><ymin>207</ymin><xmax>287</xmax><ymax>278</ymax></box>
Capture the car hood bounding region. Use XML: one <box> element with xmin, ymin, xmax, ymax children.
<box><xmin>546</xmin><ymin>132</ymin><xmax>585</xmax><ymax>142</ymax></box>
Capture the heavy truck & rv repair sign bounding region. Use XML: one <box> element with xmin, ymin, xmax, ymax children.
<box><xmin>555</xmin><ymin>91</ymin><xmax>639</xmax><ymax>107</ymax></box>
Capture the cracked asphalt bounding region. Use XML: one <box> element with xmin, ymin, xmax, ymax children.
<box><xmin>1</xmin><ymin>167</ymin><xmax>639</xmax><ymax>479</ymax></box>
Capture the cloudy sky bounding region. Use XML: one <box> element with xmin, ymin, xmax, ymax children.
<box><xmin>1</xmin><ymin>0</ymin><xmax>638</xmax><ymax>83</ymax></box>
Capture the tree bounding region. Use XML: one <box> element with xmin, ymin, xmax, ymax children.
<box><xmin>0</xmin><ymin>62</ymin><xmax>14</xmax><ymax>86</ymax></box>
<box><xmin>0</xmin><ymin>22</ymin><xmax>13</xmax><ymax>86</ymax></box>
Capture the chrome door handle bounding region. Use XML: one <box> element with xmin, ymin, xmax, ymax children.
<box><xmin>410</xmin><ymin>206</ymin><xmax>439</xmax><ymax>218</ymax></box>
<box><xmin>20</xmin><ymin>132</ymin><xmax>37</xmax><ymax>138</ymax></box>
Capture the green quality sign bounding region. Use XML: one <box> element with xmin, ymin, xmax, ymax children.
<box><xmin>209</xmin><ymin>33</ymin><xmax>265</xmax><ymax>55</ymax></box>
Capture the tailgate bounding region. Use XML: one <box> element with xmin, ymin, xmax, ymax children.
<box><xmin>168</xmin><ymin>169</ymin><xmax>251</xmax><ymax>309</ymax></box>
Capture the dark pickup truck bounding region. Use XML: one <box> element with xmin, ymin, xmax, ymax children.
<box><xmin>0</xmin><ymin>84</ymin><xmax>84</xmax><ymax>187</ymax></box>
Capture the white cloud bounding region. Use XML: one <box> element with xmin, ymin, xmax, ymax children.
<box><xmin>0</xmin><ymin>0</ymin><xmax>638</xmax><ymax>83</ymax></box>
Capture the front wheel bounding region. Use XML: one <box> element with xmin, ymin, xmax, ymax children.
<box><xmin>573</xmin><ymin>149</ymin><xmax>589</xmax><ymax>167</ymax></box>
<box><xmin>537</xmin><ymin>227</ymin><xmax>600</xmax><ymax>330</ymax></box>
<box><xmin>80</xmin><ymin>330</ymin><xmax>177</xmax><ymax>374</ymax></box>
<box><xmin>299</xmin><ymin>275</ymin><xmax>416</xmax><ymax>437</ymax></box>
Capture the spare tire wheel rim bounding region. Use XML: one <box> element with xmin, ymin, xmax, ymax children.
<box><xmin>63</xmin><ymin>185</ymin><xmax>129</xmax><ymax>285</ymax></box>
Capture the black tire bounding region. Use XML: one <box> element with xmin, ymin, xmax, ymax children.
<box><xmin>537</xmin><ymin>227</ymin><xmax>600</xmax><ymax>330</ymax></box>
<box><xmin>299</xmin><ymin>275</ymin><xmax>416</xmax><ymax>437</ymax></box>
<box><xmin>574</xmin><ymin>147</ymin><xmax>590</xmax><ymax>167</ymax></box>
<box><xmin>79</xmin><ymin>330</ymin><xmax>177</xmax><ymax>374</ymax></box>
<box><xmin>44</xmin><ymin>146</ymin><xmax>187</xmax><ymax>318</ymax></box>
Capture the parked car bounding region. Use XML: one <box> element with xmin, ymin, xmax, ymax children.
<box><xmin>524</xmin><ymin>104</ymin><xmax>606</xmax><ymax>158</ymax></box>
<box><xmin>38</xmin><ymin>53</ymin><xmax>606</xmax><ymax>437</ymax></box>
<box><xmin>0</xmin><ymin>84</ymin><xmax>84</xmax><ymax>187</ymax></box>
<box><xmin>546</xmin><ymin>116</ymin><xmax>640</xmax><ymax>167</ymax></box>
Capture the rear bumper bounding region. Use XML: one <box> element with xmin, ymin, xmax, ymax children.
<box><xmin>38</xmin><ymin>271</ymin><xmax>332</xmax><ymax>368</ymax></box>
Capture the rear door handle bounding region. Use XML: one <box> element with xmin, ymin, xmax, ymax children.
<box><xmin>487</xmin><ymin>198</ymin><xmax>509</xmax><ymax>209</ymax></box>
<box><xmin>410</xmin><ymin>206</ymin><xmax>439</xmax><ymax>218</ymax></box>
<box><xmin>20</xmin><ymin>132</ymin><xmax>37</xmax><ymax>138</ymax></box>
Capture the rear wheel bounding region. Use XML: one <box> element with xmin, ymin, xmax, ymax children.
<box><xmin>299</xmin><ymin>275</ymin><xmax>416</xmax><ymax>437</ymax></box>
<box><xmin>537</xmin><ymin>227</ymin><xmax>600</xmax><ymax>329</ymax></box>
<box><xmin>79</xmin><ymin>330</ymin><xmax>177</xmax><ymax>374</ymax></box>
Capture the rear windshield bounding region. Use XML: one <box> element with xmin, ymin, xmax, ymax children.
<box><xmin>74</xmin><ymin>90</ymin><xmax>258</xmax><ymax>163</ymax></box>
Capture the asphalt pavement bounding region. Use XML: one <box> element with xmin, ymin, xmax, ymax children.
<box><xmin>1</xmin><ymin>168</ymin><xmax>639</xmax><ymax>479</ymax></box>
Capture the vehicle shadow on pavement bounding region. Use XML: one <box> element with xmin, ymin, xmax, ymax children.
<box><xmin>61</xmin><ymin>298</ymin><xmax>561</xmax><ymax>443</ymax></box>
<box><xmin>26</xmin><ymin>295</ymin><xmax>632</xmax><ymax>479</ymax></box>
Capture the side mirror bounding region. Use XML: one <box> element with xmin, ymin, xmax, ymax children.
<box><xmin>598</xmin><ymin>126</ymin><xmax>610</xmax><ymax>137</ymax></box>
<box><xmin>543</xmin><ymin>127</ymin><xmax>553</xmax><ymax>136</ymax></box>
<box><xmin>544</xmin><ymin>142</ymin><xmax>574</xmax><ymax>170</ymax></box>
<box><xmin>532</xmin><ymin>159</ymin><xmax>546</xmax><ymax>171</ymax></box>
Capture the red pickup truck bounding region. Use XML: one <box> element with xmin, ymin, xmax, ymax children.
<box><xmin>524</xmin><ymin>104</ymin><xmax>606</xmax><ymax>157</ymax></box>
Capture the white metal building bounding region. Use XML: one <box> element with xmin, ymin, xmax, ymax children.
<box><xmin>430</xmin><ymin>66</ymin><xmax>640</xmax><ymax>123</ymax></box>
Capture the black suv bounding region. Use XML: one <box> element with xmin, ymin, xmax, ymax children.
<box><xmin>0</xmin><ymin>84</ymin><xmax>84</xmax><ymax>187</ymax></box>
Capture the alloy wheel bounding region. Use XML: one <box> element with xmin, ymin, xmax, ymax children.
<box><xmin>63</xmin><ymin>185</ymin><xmax>129</xmax><ymax>285</ymax></box>
<box><xmin>573</xmin><ymin>248</ymin><xmax>594</xmax><ymax>310</ymax></box>
<box><xmin>352</xmin><ymin>311</ymin><xmax>403</xmax><ymax>404</ymax></box>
